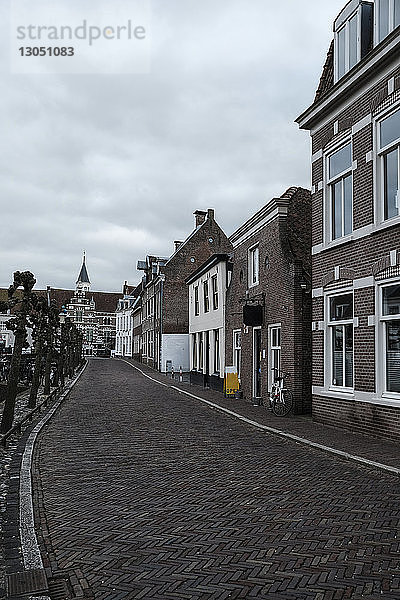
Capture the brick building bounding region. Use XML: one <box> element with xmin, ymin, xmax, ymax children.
<box><xmin>297</xmin><ymin>0</ymin><xmax>400</xmax><ymax>440</ymax></box>
<box><xmin>225</xmin><ymin>187</ymin><xmax>312</xmax><ymax>412</ymax></box>
<box><xmin>137</xmin><ymin>209</ymin><xmax>232</xmax><ymax>372</ymax></box>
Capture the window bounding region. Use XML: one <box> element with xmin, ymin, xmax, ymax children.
<box><xmin>249</xmin><ymin>245</ymin><xmax>259</xmax><ymax>287</ymax></box>
<box><xmin>377</xmin><ymin>0</ymin><xmax>400</xmax><ymax>43</ymax></box>
<box><xmin>199</xmin><ymin>332</ymin><xmax>203</xmax><ymax>372</ymax></box>
<box><xmin>381</xmin><ymin>284</ymin><xmax>400</xmax><ymax>393</ymax></box>
<box><xmin>378</xmin><ymin>107</ymin><xmax>400</xmax><ymax>221</ymax></box>
<box><xmin>203</xmin><ymin>281</ymin><xmax>210</xmax><ymax>313</ymax></box>
<box><xmin>192</xmin><ymin>334</ymin><xmax>197</xmax><ymax>370</ymax></box>
<box><xmin>214</xmin><ymin>329</ymin><xmax>220</xmax><ymax>374</ymax></box>
<box><xmin>327</xmin><ymin>143</ymin><xmax>353</xmax><ymax>240</ymax></box>
<box><xmin>148</xmin><ymin>330</ymin><xmax>154</xmax><ymax>358</ymax></box>
<box><xmin>194</xmin><ymin>286</ymin><xmax>199</xmax><ymax>316</ymax></box>
<box><xmin>334</xmin><ymin>3</ymin><xmax>373</xmax><ymax>82</ymax></box>
<box><xmin>212</xmin><ymin>275</ymin><xmax>218</xmax><ymax>310</ymax></box>
<box><xmin>270</xmin><ymin>326</ymin><xmax>281</xmax><ymax>383</ymax></box>
<box><xmin>328</xmin><ymin>294</ymin><xmax>353</xmax><ymax>388</ymax></box>
<box><xmin>336</xmin><ymin>13</ymin><xmax>358</xmax><ymax>80</ymax></box>
<box><xmin>233</xmin><ymin>330</ymin><xmax>242</xmax><ymax>381</ymax></box>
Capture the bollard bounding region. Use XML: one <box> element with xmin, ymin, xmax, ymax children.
<box><xmin>171</xmin><ymin>367</ymin><xmax>174</xmax><ymax>380</ymax></box>
<box><xmin>179</xmin><ymin>366</ymin><xmax>183</xmax><ymax>383</ymax></box>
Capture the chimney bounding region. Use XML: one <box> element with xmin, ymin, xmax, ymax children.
<box><xmin>194</xmin><ymin>210</ymin><xmax>207</xmax><ymax>228</ymax></box>
<box><xmin>207</xmin><ymin>208</ymin><xmax>215</xmax><ymax>221</ymax></box>
<box><xmin>174</xmin><ymin>241</ymin><xmax>183</xmax><ymax>252</ymax></box>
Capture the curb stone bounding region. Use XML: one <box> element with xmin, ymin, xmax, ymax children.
<box><xmin>120</xmin><ymin>359</ymin><xmax>400</xmax><ymax>478</ymax></box>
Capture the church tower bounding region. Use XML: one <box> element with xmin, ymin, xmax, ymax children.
<box><xmin>76</xmin><ymin>252</ymin><xmax>91</xmax><ymax>295</ymax></box>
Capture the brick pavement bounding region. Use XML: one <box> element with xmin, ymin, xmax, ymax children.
<box><xmin>123</xmin><ymin>359</ymin><xmax>400</xmax><ymax>473</ymax></box>
<box><xmin>33</xmin><ymin>359</ymin><xmax>400</xmax><ymax>599</ymax></box>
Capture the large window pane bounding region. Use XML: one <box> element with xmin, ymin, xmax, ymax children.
<box><xmin>338</xmin><ymin>27</ymin><xmax>346</xmax><ymax>79</ymax></box>
<box><xmin>344</xmin><ymin>175</ymin><xmax>353</xmax><ymax>235</ymax></box>
<box><xmin>332</xmin><ymin>180</ymin><xmax>343</xmax><ymax>239</ymax></box>
<box><xmin>330</xmin><ymin>294</ymin><xmax>353</xmax><ymax>321</ymax></box>
<box><xmin>333</xmin><ymin>326</ymin><xmax>344</xmax><ymax>386</ymax></box>
<box><xmin>349</xmin><ymin>15</ymin><xmax>358</xmax><ymax>69</ymax></box>
<box><xmin>386</xmin><ymin>321</ymin><xmax>400</xmax><ymax>392</ymax></box>
<box><xmin>395</xmin><ymin>0</ymin><xmax>400</xmax><ymax>27</ymax></box>
<box><xmin>383</xmin><ymin>285</ymin><xmax>400</xmax><ymax>316</ymax></box>
<box><xmin>329</xmin><ymin>144</ymin><xmax>352</xmax><ymax>179</ymax></box>
<box><xmin>379</xmin><ymin>0</ymin><xmax>390</xmax><ymax>41</ymax></box>
<box><xmin>384</xmin><ymin>148</ymin><xmax>399</xmax><ymax>220</ymax></box>
<box><xmin>380</xmin><ymin>109</ymin><xmax>400</xmax><ymax>148</ymax></box>
<box><xmin>345</xmin><ymin>324</ymin><xmax>354</xmax><ymax>387</ymax></box>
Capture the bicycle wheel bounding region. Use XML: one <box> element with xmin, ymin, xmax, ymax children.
<box><xmin>272</xmin><ymin>389</ymin><xmax>293</xmax><ymax>416</ymax></box>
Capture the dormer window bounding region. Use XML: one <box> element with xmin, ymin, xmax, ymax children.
<box><xmin>337</xmin><ymin>13</ymin><xmax>358</xmax><ymax>79</ymax></box>
<box><xmin>377</xmin><ymin>0</ymin><xmax>400</xmax><ymax>43</ymax></box>
<box><xmin>334</xmin><ymin>1</ymin><xmax>373</xmax><ymax>82</ymax></box>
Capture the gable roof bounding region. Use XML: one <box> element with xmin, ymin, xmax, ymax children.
<box><xmin>229</xmin><ymin>187</ymin><xmax>304</xmax><ymax>247</ymax></box>
<box><xmin>314</xmin><ymin>40</ymin><xmax>334</xmax><ymax>103</ymax></box>
<box><xmin>185</xmin><ymin>253</ymin><xmax>231</xmax><ymax>285</ymax></box>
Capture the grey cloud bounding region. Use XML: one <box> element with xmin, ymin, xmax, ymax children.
<box><xmin>0</xmin><ymin>0</ymin><xmax>345</xmax><ymax>291</ymax></box>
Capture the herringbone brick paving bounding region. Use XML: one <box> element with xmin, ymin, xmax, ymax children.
<box><xmin>33</xmin><ymin>359</ymin><xmax>400</xmax><ymax>599</ymax></box>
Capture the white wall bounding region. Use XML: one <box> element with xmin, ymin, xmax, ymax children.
<box><xmin>189</xmin><ymin>261</ymin><xmax>226</xmax><ymax>334</ymax></box>
<box><xmin>161</xmin><ymin>334</ymin><xmax>190</xmax><ymax>372</ymax></box>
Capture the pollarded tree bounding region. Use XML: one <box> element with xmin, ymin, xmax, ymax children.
<box><xmin>0</xmin><ymin>271</ymin><xmax>36</xmax><ymax>433</ymax></box>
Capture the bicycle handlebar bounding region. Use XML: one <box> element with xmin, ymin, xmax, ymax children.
<box><xmin>271</xmin><ymin>367</ymin><xmax>290</xmax><ymax>379</ymax></box>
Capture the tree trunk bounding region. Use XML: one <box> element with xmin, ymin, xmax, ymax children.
<box><xmin>44</xmin><ymin>344</ymin><xmax>52</xmax><ymax>395</ymax></box>
<box><xmin>0</xmin><ymin>327</ymin><xmax>25</xmax><ymax>433</ymax></box>
<box><xmin>29</xmin><ymin>339</ymin><xmax>43</xmax><ymax>409</ymax></box>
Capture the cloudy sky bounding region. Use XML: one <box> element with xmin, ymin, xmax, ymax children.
<box><xmin>0</xmin><ymin>0</ymin><xmax>346</xmax><ymax>292</ymax></box>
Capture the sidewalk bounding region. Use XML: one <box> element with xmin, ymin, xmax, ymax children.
<box><xmin>119</xmin><ymin>358</ymin><xmax>400</xmax><ymax>475</ymax></box>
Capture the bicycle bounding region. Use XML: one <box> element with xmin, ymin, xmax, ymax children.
<box><xmin>268</xmin><ymin>369</ymin><xmax>293</xmax><ymax>416</ymax></box>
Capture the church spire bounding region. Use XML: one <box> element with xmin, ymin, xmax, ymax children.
<box><xmin>76</xmin><ymin>252</ymin><xmax>90</xmax><ymax>292</ymax></box>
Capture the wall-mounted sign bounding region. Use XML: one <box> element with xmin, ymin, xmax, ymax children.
<box><xmin>243</xmin><ymin>304</ymin><xmax>263</xmax><ymax>327</ymax></box>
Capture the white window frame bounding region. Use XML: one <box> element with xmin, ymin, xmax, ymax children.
<box><xmin>325</xmin><ymin>291</ymin><xmax>355</xmax><ymax>393</ymax></box>
<box><xmin>213</xmin><ymin>329</ymin><xmax>220</xmax><ymax>375</ymax></box>
<box><xmin>375</xmin><ymin>0</ymin><xmax>400</xmax><ymax>44</ymax></box>
<box><xmin>194</xmin><ymin>285</ymin><xmax>200</xmax><ymax>316</ymax></box>
<box><xmin>198</xmin><ymin>332</ymin><xmax>203</xmax><ymax>373</ymax></box>
<box><xmin>377</xmin><ymin>278</ymin><xmax>400</xmax><ymax>400</ymax></box>
<box><xmin>375</xmin><ymin>104</ymin><xmax>400</xmax><ymax>225</ymax></box>
<box><xmin>212</xmin><ymin>275</ymin><xmax>219</xmax><ymax>310</ymax></box>
<box><xmin>233</xmin><ymin>329</ymin><xmax>242</xmax><ymax>382</ymax></box>
<box><xmin>248</xmin><ymin>244</ymin><xmax>259</xmax><ymax>288</ymax></box>
<box><xmin>334</xmin><ymin>8</ymin><xmax>361</xmax><ymax>82</ymax></box>
<box><xmin>324</xmin><ymin>140</ymin><xmax>354</xmax><ymax>243</ymax></box>
<box><xmin>203</xmin><ymin>280</ymin><xmax>210</xmax><ymax>313</ymax></box>
<box><xmin>268</xmin><ymin>323</ymin><xmax>281</xmax><ymax>392</ymax></box>
<box><xmin>191</xmin><ymin>333</ymin><xmax>197</xmax><ymax>371</ymax></box>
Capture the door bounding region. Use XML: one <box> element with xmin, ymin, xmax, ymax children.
<box><xmin>204</xmin><ymin>331</ymin><xmax>210</xmax><ymax>387</ymax></box>
<box><xmin>253</xmin><ymin>327</ymin><xmax>262</xmax><ymax>398</ymax></box>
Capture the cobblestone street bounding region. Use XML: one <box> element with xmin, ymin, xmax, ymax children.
<box><xmin>32</xmin><ymin>359</ymin><xmax>400</xmax><ymax>600</ymax></box>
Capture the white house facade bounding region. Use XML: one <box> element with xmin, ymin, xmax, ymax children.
<box><xmin>186</xmin><ymin>254</ymin><xmax>232</xmax><ymax>392</ymax></box>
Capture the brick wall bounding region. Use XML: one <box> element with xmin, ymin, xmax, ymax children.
<box><xmin>313</xmin><ymin>395</ymin><xmax>400</xmax><ymax>444</ymax></box>
<box><xmin>226</xmin><ymin>188</ymin><xmax>312</xmax><ymax>413</ymax></box>
<box><xmin>308</xmin><ymin>45</ymin><xmax>400</xmax><ymax>441</ymax></box>
<box><xmin>163</xmin><ymin>215</ymin><xmax>232</xmax><ymax>335</ymax></box>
